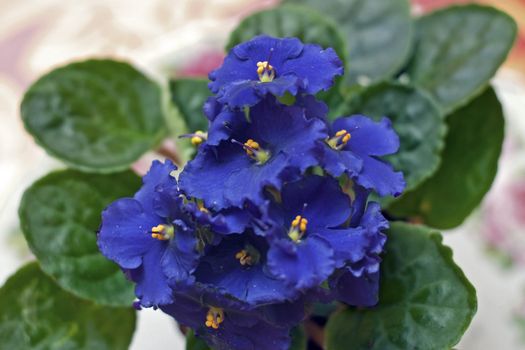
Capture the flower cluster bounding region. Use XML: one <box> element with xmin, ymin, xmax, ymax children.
<box><xmin>98</xmin><ymin>35</ymin><xmax>405</xmax><ymax>350</ymax></box>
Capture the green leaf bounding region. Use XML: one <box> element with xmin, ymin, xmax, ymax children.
<box><xmin>169</xmin><ymin>78</ymin><xmax>211</xmax><ymax>133</ymax></box>
<box><xmin>21</xmin><ymin>59</ymin><xmax>166</xmax><ymax>173</ymax></box>
<box><xmin>290</xmin><ymin>326</ymin><xmax>308</xmax><ymax>350</ymax></box>
<box><xmin>19</xmin><ymin>169</ymin><xmax>141</xmax><ymax>306</ymax></box>
<box><xmin>0</xmin><ymin>262</ymin><xmax>136</xmax><ymax>349</ymax></box>
<box><xmin>284</xmin><ymin>0</ymin><xmax>412</xmax><ymax>85</ymax></box>
<box><xmin>342</xmin><ymin>82</ymin><xmax>445</xmax><ymax>192</ymax></box>
<box><xmin>226</xmin><ymin>4</ymin><xmax>348</xmax><ymax>65</ymax></box>
<box><xmin>325</xmin><ymin>222</ymin><xmax>477</xmax><ymax>350</ymax></box>
<box><xmin>407</xmin><ymin>4</ymin><xmax>517</xmax><ymax>113</ymax></box>
<box><xmin>186</xmin><ymin>330</ymin><xmax>210</xmax><ymax>350</ymax></box>
<box><xmin>388</xmin><ymin>87</ymin><xmax>504</xmax><ymax>229</ymax></box>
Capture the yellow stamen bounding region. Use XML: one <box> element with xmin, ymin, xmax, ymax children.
<box><xmin>151</xmin><ymin>224</ymin><xmax>164</xmax><ymax>233</ymax></box>
<box><xmin>289</xmin><ymin>215</ymin><xmax>308</xmax><ymax>242</ymax></box>
<box><xmin>256</xmin><ymin>61</ymin><xmax>275</xmax><ymax>82</ymax></box>
<box><xmin>335</xmin><ymin>129</ymin><xmax>347</xmax><ymax>137</ymax></box>
<box><xmin>327</xmin><ymin>129</ymin><xmax>351</xmax><ymax>150</ymax></box>
<box><xmin>190</xmin><ymin>130</ymin><xmax>207</xmax><ymax>146</ymax></box>
<box><xmin>205</xmin><ymin>307</ymin><xmax>224</xmax><ymax>330</ymax></box>
<box><xmin>150</xmin><ymin>224</ymin><xmax>174</xmax><ymax>241</ymax></box>
<box><xmin>235</xmin><ymin>249</ymin><xmax>253</xmax><ymax>266</ymax></box>
<box><xmin>243</xmin><ymin>139</ymin><xmax>260</xmax><ymax>156</ymax></box>
<box><xmin>197</xmin><ymin>201</ymin><xmax>209</xmax><ymax>213</ymax></box>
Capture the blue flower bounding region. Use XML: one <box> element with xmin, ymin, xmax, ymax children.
<box><xmin>161</xmin><ymin>286</ymin><xmax>299</xmax><ymax>350</ymax></box>
<box><xmin>265</xmin><ymin>176</ymin><xmax>370</xmax><ymax>291</ymax></box>
<box><xmin>193</xmin><ymin>231</ymin><xmax>299</xmax><ymax>305</ymax></box>
<box><xmin>179</xmin><ymin>97</ymin><xmax>327</xmax><ymax>210</ymax></box>
<box><xmin>318</xmin><ymin>115</ymin><xmax>405</xmax><ymax>197</ymax></box>
<box><xmin>202</xmin><ymin>97</ymin><xmax>246</xmax><ymax>147</ymax></box>
<box><xmin>328</xmin><ymin>201</ymin><xmax>388</xmax><ymax>306</ymax></box>
<box><xmin>209</xmin><ymin>35</ymin><xmax>343</xmax><ymax>108</ymax></box>
<box><xmin>98</xmin><ymin>160</ymin><xmax>198</xmax><ymax>307</ymax></box>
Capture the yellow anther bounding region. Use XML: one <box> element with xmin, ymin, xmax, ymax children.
<box><xmin>235</xmin><ymin>249</ymin><xmax>253</xmax><ymax>266</ymax></box>
<box><xmin>243</xmin><ymin>139</ymin><xmax>260</xmax><ymax>156</ymax></box>
<box><xmin>256</xmin><ymin>61</ymin><xmax>275</xmax><ymax>82</ymax></box>
<box><xmin>335</xmin><ymin>129</ymin><xmax>347</xmax><ymax>137</ymax></box>
<box><xmin>190</xmin><ymin>130</ymin><xmax>207</xmax><ymax>146</ymax></box>
<box><xmin>191</xmin><ymin>136</ymin><xmax>203</xmax><ymax>146</ymax></box>
<box><xmin>289</xmin><ymin>215</ymin><xmax>308</xmax><ymax>242</ymax></box>
<box><xmin>299</xmin><ymin>219</ymin><xmax>307</xmax><ymax>233</ymax></box>
<box><xmin>327</xmin><ymin>129</ymin><xmax>351</xmax><ymax>150</ymax></box>
<box><xmin>197</xmin><ymin>201</ymin><xmax>209</xmax><ymax>213</ymax></box>
<box><xmin>205</xmin><ymin>307</ymin><xmax>225</xmax><ymax>330</ymax></box>
<box><xmin>150</xmin><ymin>224</ymin><xmax>174</xmax><ymax>241</ymax></box>
<box><xmin>151</xmin><ymin>224</ymin><xmax>165</xmax><ymax>233</ymax></box>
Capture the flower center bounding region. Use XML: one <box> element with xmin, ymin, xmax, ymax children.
<box><xmin>180</xmin><ymin>130</ymin><xmax>207</xmax><ymax>146</ymax></box>
<box><xmin>326</xmin><ymin>129</ymin><xmax>351</xmax><ymax>150</ymax></box>
<box><xmin>197</xmin><ymin>200</ymin><xmax>209</xmax><ymax>213</ymax></box>
<box><xmin>236</xmin><ymin>138</ymin><xmax>271</xmax><ymax>164</ymax></box>
<box><xmin>234</xmin><ymin>244</ymin><xmax>261</xmax><ymax>266</ymax></box>
<box><xmin>205</xmin><ymin>307</ymin><xmax>224</xmax><ymax>329</ymax></box>
<box><xmin>235</xmin><ymin>250</ymin><xmax>253</xmax><ymax>266</ymax></box>
<box><xmin>288</xmin><ymin>215</ymin><xmax>308</xmax><ymax>242</ymax></box>
<box><xmin>150</xmin><ymin>224</ymin><xmax>174</xmax><ymax>241</ymax></box>
<box><xmin>257</xmin><ymin>61</ymin><xmax>275</xmax><ymax>83</ymax></box>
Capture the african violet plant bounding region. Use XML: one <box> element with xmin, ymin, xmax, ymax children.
<box><xmin>2</xmin><ymin>1</ymin><xmax>517</xmax><ymax>350</ymax></box>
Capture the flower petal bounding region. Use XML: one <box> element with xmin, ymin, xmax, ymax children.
<box><xmin>98</xmin><ymin>198</ymin><xmax>159</xmax><ymax>269</ymax></box>
<box><xmin>267</xmin><ymin>236</ymin><xmax>335</xmax><ymax>291</ymax></box>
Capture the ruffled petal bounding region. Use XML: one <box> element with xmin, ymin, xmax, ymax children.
<box><xmin>317</xmin><ymin>144</ymin><xmax>362</xmax><ymax>178</ymax></box>
<box><xmin>98</xmin><ymin>198</ymin><xmax>160</xmax><ymax>269</ymax></box>
<box><xmin>357</xmin><ymin>154</ymin><xmax>406</xmax><ymax>197</ymax></box>
<box><xmin>281</xmin><ymin>45</ymin><xmax>343</xmax><ymax>94</ymax></box>
<box><xmin>207</xmin><ymin>108</ymin><xmax>247</xmax><ymax>146</ymax></box>
<box><xmin>127</xmin><ymin>243</ymin><xmax>173</xmax><ymax>307</ymax></box>
<box><xmin>315</xmin><ymin>227</ymin><xmax>368</xmax><ymax>268</ymax></box>
<box><xmin>134</xmin><ymin>160</ymin><xmax>178</xmax><ymax>212</ymax></box>
<box><xmin>162</xmin><ymin>226</ymin><xmax>199</xmax><ymax>284</ymax></box>
<box><xmin>280</xmin><ymin>175</ymin><xmax>352</xmax><ymax>229</ymax></box>
<box><xmin>330</xmin><ymin>268</ymin><xmax>380</xmax><ymax>307</ymax></box>
<box><xmin>333</xmin><ymin>116</ymin><xmax>400</xmax><ymax>157</ymax></box>
<box><xmin>179</xmin><ymin>143</ymin><xmax>251</xmax><ymax>210</ymax></box>
<box><xmin>267</xmin><ymin>236</ymin><xmax>335</xmax><ymax>291</ymax></box>
<box><xmin>194</xmin><ymin>234</ymin><xmax>296</xmax><ymax>305</ymax></box>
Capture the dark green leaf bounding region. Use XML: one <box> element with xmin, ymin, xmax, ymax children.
<box><xmin>325</xmin><ymin>222</ymin><xmax>477</xmax><ymax>350</ymax></box>
<box><xmin>169</xmin><ymin>78</ymin><xmax>211</xmax><ymax>133</ymax></box>
<box><xmin>19</xmin><ymin>169</ymin><xmax>141</xmax><ymax>306</ymax></box>
<box><xmin>407</xmin><ymin>5</ymin><xmax>517</xmax><ymax>113</ymax></box>
<box><xmin>0</xmin><ymin>262</ymin><xmax>136</xmax><ymax>349</ymax></box>
<box><xmin>342</xmin><ymin>82</ymin><xmax>445</xmax><ymax>192</ymax></box>
<box><xmin>21</xmin><ymin>59</ymin><xmax>166</xmax><ymax>173</ymax></box>
<box><xmin>284</xmin><ymin>0</ymin><xmax>412</xmax><ymax>85</ymax></box>
<box><xmin>290</xmin><ymin>325</ymin><xmax>308</xmax><ymax>350</ymax></box>
<box><xmin>186</xmin><ymin>330</ymin><xmax>211</xmax><ymax>350</ymax></box>
<box><xmin>388</xmin><ymin>87</ymin><xmax>504</xmax><ymax>229</ymax></box>
<box><xmin>226</xmin><ymin>4</ymin><xmax>348</xmax><ymax>65</ymax></box>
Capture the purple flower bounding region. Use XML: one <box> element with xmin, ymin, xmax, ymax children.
<box><xmin>193</xmin><ymin>231</ymin><xmax>299</xmax><ymax>305</ymax></box>
<box><xmin>318</xmin><ymin>115</ymin><xmax>406</xmax><ymax>197</ymax></box>
<box><xmin>161</xmin><ymin>286</ymin><xmax>300</xmax><ymax>350</ymax></box>
<box><xmin>209</xmin><ymin>35</ymin><xmax>343</xmax><ymax>108</ymax></box>
<box><xmin>98</xmin><ymin>160</ymin><xmax>198</xmax><ymax>307</ymax></box>
<box><xmin>179</xmin><ymin>97</ymin><xmax>327</xmax><ymax>210</ymax></box>
<box><xmin>328</xmin><ymin>201</ymin><xmax>389</xmax><ymax>307</ymax></box>
<box><xmin>265</xmin><ymin>176</ymin><xmax>370</xmax><ymax>291</ymax></box>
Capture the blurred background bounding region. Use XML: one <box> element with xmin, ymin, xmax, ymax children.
<box><xmin>1</xmin><ymin>0</ymin><xmax>524</xmax><ymax>349</ymax></box>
